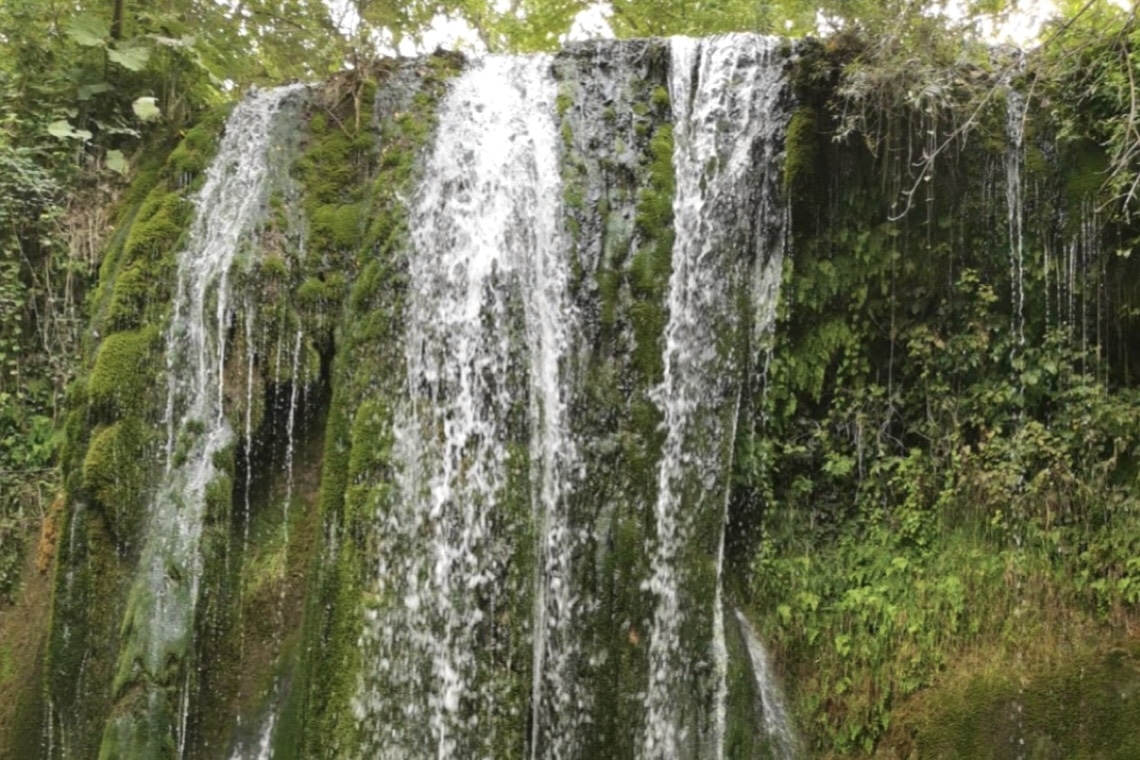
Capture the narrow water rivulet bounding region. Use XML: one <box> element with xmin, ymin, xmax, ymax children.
<box><xmin>734</xmin><ymin>609</ymin><xmax>799</xmax><ymax>760</ymax></box>
<box><xmin>101</xmin><ymin>84</ymin><xmax>306</xmax><ymax>755</ymax></box>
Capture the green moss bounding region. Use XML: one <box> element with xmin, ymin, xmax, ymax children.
<box><xmin>596</xmin><ymin>269</ymin><xmax>621</xmax><ymax>329</ymax></box>
<box><xmin>123</xmin><ymin>190</ymin><xmax>190</xmax><ymax>263</ymax></box>
<box><xmin>260</xmin><ymin>253</ymin><xmax>289</xmax><ymax>279</ymax></box>
<box><xmin>626</xmin><ymin>120</ymin><xmax>675</xmax><ymax>387</ymax></box>
<box><xmin>295</xmin><ymin>129</ymin><xmax>370</xmax><ymax>207</ymax></box>
<box><xmin>204</xmin><ymin>474</ymin><xmax>234</xmax><ymax>525</ymax></box>
<box><xmin>564</xmin><ymin>183</ymin><xmax>585</xmax><ymax>211</ymax></box>
<box><xmin>82</xmin><ymin>421</ymin><xmax>148</xmax><ymax>545</ymax></box>
<box><xmin>635</xmin><ymin>125</ymin><xmax>675</xmax><ymax>237</ymax></box>
<box><xmin>90</xmin><ymin>118</ymin><xmax>221</xmax><ymax>340</ymax></box>
<box><xmin>556</xmin><ymin>90</ymin><xmax>573</xmax><ymax>117</ymax></box>
<box><xmin>650</xmin><ymin>85</ymin><xmax>670</xmax><ymax>109</ymax></box>
<box><xmin>87</xmin><ymin>327</ymin><xmax>160</xmax><ymax>420</ymax></box>
<box><xmin>168</xmin><ymin>122</ymin><xmax>218</xmax><ymax>176</ymax></box>
<box><xmin>119</xmin><ymin>159</ymin><xmax>164</xmax><ymax>212</ymax></box>
<box><xmin>104</xmin><ymin>262</ymin><xmax>157</xmax><ymax>332</ymax></box>
<box><xmin>344</xmin><ymin>398</ymin><xmax>395</xmax><ymax>522</ymax></box>
<box><xmin>308</xmin><ymin>112</ymin><xmax>329</xmax><ymax>135</ymax></box>
<box><xmin>310</xmin><ymin>202</ymin><xmax>363</xmax><ymax>250</ymax></box>
<box><xmin>628</xmin><ymin>249</ymin><xmax>659</xmax><ymax>297</ymax></box>
<box><xmin>783</xmin><ymin>106</ymin><xmax>819</xmax><ymax>198</ymax></box>
<box><xmin>347</xmin><ymin>400</ymin><xmax>394</xmax><ymax>482</ymax></box>
<box><xmin>296</xmin><ymin>274</ymin><xmax>347</xmax><ymax>310</ymax></box>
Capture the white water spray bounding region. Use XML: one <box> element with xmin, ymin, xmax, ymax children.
<box><xmin>355</xmin><ymin>55</ymin><xmax>573</xmax><ymax>759</ymax></box>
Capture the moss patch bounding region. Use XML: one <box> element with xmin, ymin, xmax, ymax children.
<box><xmin>891</xmin><ymin>640</ymin><xmax>1140</xmax><ymax>759</ymax></box>
<box><xmin>81</xmin><ymin>421</ymin><xmax>149</xmax><ymax>546</ymax></box>
<box><xmin>783</xmin><ymin>106</ymin><xmax>819</xmax><ymax>199</ymax></box>
<box><xmin>277</xmin><ymin>52</ymin><xmax>463</xmax><ymax>759</ymax></box>
<box><xmin>86</xmin><ymin>327</ymin><xmax>160</xmax><ymax>421</ymax></box>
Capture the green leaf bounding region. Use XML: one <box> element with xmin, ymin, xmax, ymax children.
<box><xmin>91</xmin><ymin>119</ymin><xmax>139</xmax><ymax>137</ymax></box>
<box><xmin>46</xmin><ymin>120</ymin><xmax>93</xmax><ymax>141</ymax></box>
<box><xmin>77</xmin><ymin>82</ymin><xmax>111</xmax><ymax>101</ymax></box>
<box><xmin>46</xmin><ymin>121</ymin><xmax>72</xmax><ymax>139</ymax></box>
<box><xmin>108</xmin><ymin>45</ymin><xmax>151</xmax><ymax>72</ymax></box>
<box><xmin>132</xmin><ymin>97</ymin><xmax>161</xmax><ymax>122</ymax></box>
<box><xmin>150</xmin><ymin>34</ymin><xmax>195</xmax><ymax>49</ymax></box>
<box><xmin>65</xmin><ymin>15</ymin><xmax>110</xmax><ymax>47</ymax></box>
<box><xmin>777</xmin><ymin>603</ymin><xmax>792</xmax><ymax>625</ymax></box>
<box><xmin>105</xmin><ymin>150</ymin><xmax>129</xmax><ymax>175</ymax></box>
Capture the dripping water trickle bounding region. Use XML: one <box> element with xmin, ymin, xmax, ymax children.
<box><xmin>734</xmin><ymin>609</ymin><xmax>799</xmax><ymax>760</ymax></box>
<box><xmin>1006</xmin><ymin>85</ymin><xmax>1027</xmax><ymax>355</ymax></box>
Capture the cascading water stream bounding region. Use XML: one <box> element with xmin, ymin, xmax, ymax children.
<box><xmin>355</xmin><ymin>55</ymin><xmax>573</xmax><ymax>759</ymax></box>
<box><xmin>282</xmin><ymin>331</ymin><xmax>304</xmax><ymax>549</ymax></box>
<box><xmin>524</xmin><ymin>77</ymin><xmax>581</xmax><ymax>760</ymax></box>
<box><xmin>643</xmin><ymin>34</ymin><xmax>790</xmax><ymax>760</ymax></box>
<box><xmin>103</xmin><ymin>84</ymin><xmax>305</xmax><ymax>754</ymax></box>
<box><xmin>1006</xmin><ymin>87</ymin><xmax>1027</xmax><ymax>353</ymax></box>
<box><xmin>242</xmin><ymin>308</ymin><xmax>257</xmax><ymax>553</ymax></box>
<box><xmin>734</xmin><ymin>609</ymin><xmax>799</xmax><ymax>760</ymax></box>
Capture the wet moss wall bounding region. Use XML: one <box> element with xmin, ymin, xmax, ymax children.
<box><xmin>553</xmin><ymin>39</ymin><xmax>674</xmax><ymax>756</ymax></box>
<box><xmin>44</xmin><ymin>110</ymin><xmax>226</xmax><ymax>759</ymax></box>
<box><xmin>745</xmin><ymin>36</ymin><xmax>1140</xmax><ymax>757</ymax></box>
<box><xmin>17</xmin><ymin>34</ymin><xmax>1140</xmax><ymax>759</ymax></box>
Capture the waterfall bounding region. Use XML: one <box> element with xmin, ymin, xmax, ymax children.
<box><xmin>102</xmin><ymin>84</ymin><xmax>306</xmax><ymax>755</ymax></box>
<box><xmin>228</xmin><ymin>708</ymin><xmax>277</xmax><ymax>760</ymax></box>
<box><xmin>1006</xmin><ymin>86</ymin><xmax>1027</xmax><ymax>352</ymax></box>
<box><xmin>643</xmin><ymin>34</ymin><xmax>789</xmax><ymax>760</ymax></box>
<box><xmin>350</xmin><ymin>37</ymin><xmax>792</xmax><ymax>760</ymax></box>
<box><xmin>34</xmin><ymin>26</ymin><xmax>1140</xmax><ymax>760</ymax></box>
<box><xmin>734</xmin><ymin>609</ymin><xmax>799</xmax><ymax>760</ymax></box>
<box><xmin>355</xmin><ymin>54</ymin><xmax>573</xmax><ymax>758</ymax></box>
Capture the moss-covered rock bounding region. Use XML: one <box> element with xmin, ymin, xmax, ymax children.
<box><xmin>123</xmin><ymin>191</ymin><xmax>191</xmax><ymax>264</ymax></box>
<box><xmin>309</xmin><ymin>203</ymin><xmax>364</xmax><ymax>251</ymax></box>
<box><xmin>783</xmin><ymin>106</ymin><xmax>819</xmax><ymax>199</ymax></box>
<box><xmin>81</xmin><ymin>421</ymin><xmax>149</xmax><ymax>546</ymax></box>
<box><xmin>278</xmin><ymin>53</ymin><xmax>462</xmax><ymax>759</ymax></box>
<box><xmin>86</xmin><ymin>327</ymin><xmax>160</xmax><ymax>420</ymax></box>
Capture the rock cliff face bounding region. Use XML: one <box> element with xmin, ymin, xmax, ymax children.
<box><xmin>22</xmin><ymin>33</ymin><xmax>1140</xmax><ymax>760</ymax></box>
